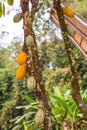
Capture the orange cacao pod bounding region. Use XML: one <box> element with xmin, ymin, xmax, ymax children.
<box><xmin>17</xmin><ymin>52</ymin><xmax>27</xmax><ymax>65</ymax></box>
<box><xmin>16</xmin><ymin>64</ymin><xmax>26</xmax><ymax>80</ymax></box>
<box><xmin>62</xmin><ymin>7</ymin><xmax>74</xmax><ymax>17</ymax></box>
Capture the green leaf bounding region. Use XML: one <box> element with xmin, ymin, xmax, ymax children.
<box><xmin>2</xmin><ymin>3</ymin><xmax>5</xmax><ymax>16</ymax></box>
<box><xmin>44</xmin><ymin>0</ymin><xmax>50</xmax><ymax>6</ymax></box>
<box><xmin>55</xmin><ymin>96</ymin><xmax>71</xmax><ymax>113</ymax></box>
<box><xmin>12</xmin><ymin>124</ymin><xmax>22</xmax><ymax>130</ymax></box>
<box><xmin>14</xmin><ymin>116</ymin><xmax>25</xmax><ymax>124</ymax></box>
<box><xmin>14</xmin><ymin>112</ymin><xmax>35</xmax><ymax>124</ymax></box>
<box><xmin>10</xmin><ymin>116</ymin><xmax>21</xmax><ymax>123</ymax></box>
<box><xmin>21</xmin><ymin>95</ymin><xmax>35</xmax><ymax>103</ymax></box>
<box><xmin>16</xmin><ymin>105</ymin><xmax>30</xmax><ymax>109</ymax></box>
<box><xmin>54</xmin><ymin>86</ymin><xmax>63</xmax><ymax>99</ymax></box>
<box><xmin>16</xmin><ymin>102</ymin><xmax>39</xmax><ymax>111</ymax></box>
<box><xmin>24</xmin><ymin>123</ymin><xmax>29</xmax><ymax>130</ymax></box>
<box><xmin>7</xmin><ymin>0</ymin><xmax>14</xmax><ymax>6</ymax></box>
<box><xmin>0</xmin><ymin>2</ymin><xmax>2</xmax><ymax>17</ymax></box>
<box><xmin>50</xmin><ymin>96</ymin><xmax>56</xmax><ymax>106</ymax></box>
<box><xmin>52</xmin><ymin>108</ymin><xmax>62</xmax><ymax>123</ymax></box>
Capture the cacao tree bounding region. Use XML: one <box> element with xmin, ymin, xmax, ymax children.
<box><xmin>53</xmin><ymin>0</ymin><xmax>87</xmax><ymax>120</ymax></box>
<box><xmin>14</xmin><ymin>0</ymin><xmax>53</xmax><ymax>129</ymax></box>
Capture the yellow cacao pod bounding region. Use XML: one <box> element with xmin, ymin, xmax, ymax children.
<box><xmin>17</xmin><ymin>52</ymin><xmax>27</xmax><ymax>65</ymax></box>
<box><xmin>13</xmin><ymin>13</ymin><xmax>22</xmax><ymax>23</ymax></box>
<box><xmin>27</xmin><ymin>76</ymin><xmax>36</xmax><ymax>91</ymax></box>
<box><xmin>62</xmin><ymin>7</ymin><xmax>74</xmax><ymax>17</ymax></box>
<box><xmin>16</xmin><ymin>64</ymin><xmax>26</xmax><ymax>80</ymax></box>
<box><xmin>35</xmin><ymin>108</ymin><xmax>44</xmax><ymax>125</ymax></box>
<box><xmin>26</xmin><ymin>35</ymin><xmax>34</xmax><ymax>47</ymax></box>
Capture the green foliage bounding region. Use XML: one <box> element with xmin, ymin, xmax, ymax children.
<box><xmin>73</xmin><ymin>47</ymin><xmax>87</xmax><ymax>89</ymax></box>
<box><xmin>0</xmin><ymin>43</ymin><xmax>24</xmax><ymax>129</ymax></box>
<box><xmin>43</xmin><ymin>67</ymin><xmax>70</xmax><ymax>91</ymax></box>
<box><xmin>39</xmin><ymin>39</ymin><xmax>69</xmax><ymax>71</ymax></box>
<box><xmin>0</xmin><ymin>69</ymin><xmax>13</xmax><ymax>108</ymax></box>
<box><xmin>8</xmin><ymin>84</ymin><xmax>87</xmax><ymax>129</ymax></box>
<box><xmin>7</xmin><ymin>0</ymin><xmax>14</xmax><ymax>6</ymax></box>
<box><xmin>10</xmin><ymin>96</ymin><xmax>42</xmax><ymax>130</ymax></box>
<box><xmin>0</xmin><ymin>85</ymin><xmax>20</xmax><ymax>129</ymax></box>
<box><xmin>0</xmin><ymin>44</ymin><xmax>19</xmax><ymax>108</ymax></box>
<box><xmin>0</xmin><ymin>2</ymin><xmax>2</xmax><ymax>17</ymax></box>
<box><xmin>0</xmin><ymin>1</ymin><xmax>5</xmax><ymax>17</ymax></box>
<box><xmin>44</xmin><ymin>0</ymin><xmax>50</xmax><ymax>6</ymax></box>
<box><xmin>50</xmin><ymin>85</ymin><xmax>80</xmax><ymax>119</ymax></box>
<box><xmin>49</xmin><ymin>85</ymin><xmax>87</xmax><ymax>129</ymax></box>
<box><xmin>0</xmin><ymin>0</ymin><xmax>14</xmax><ymax>17</ymax></box>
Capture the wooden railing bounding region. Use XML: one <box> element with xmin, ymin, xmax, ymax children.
<box><xmin>50</xmin><ymin>3</ymin><xmax>87</xmax><ymax>59</ymax></box>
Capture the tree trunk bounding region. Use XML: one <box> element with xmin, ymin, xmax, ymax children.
<box><xmin>20</xmin><ymin>0</ymin><xmax>53</xmax><ymax>129</ymax></box>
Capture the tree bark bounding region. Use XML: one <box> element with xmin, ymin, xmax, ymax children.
<box><xmin>20</xmin><ymin>0</ymin><xmax>53</xmax><ymax>129</ymax></box>
<box><xmin>53</xmin><ymin>0</ymin><xmax>87</xmax><ymax>119</ymax></box>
